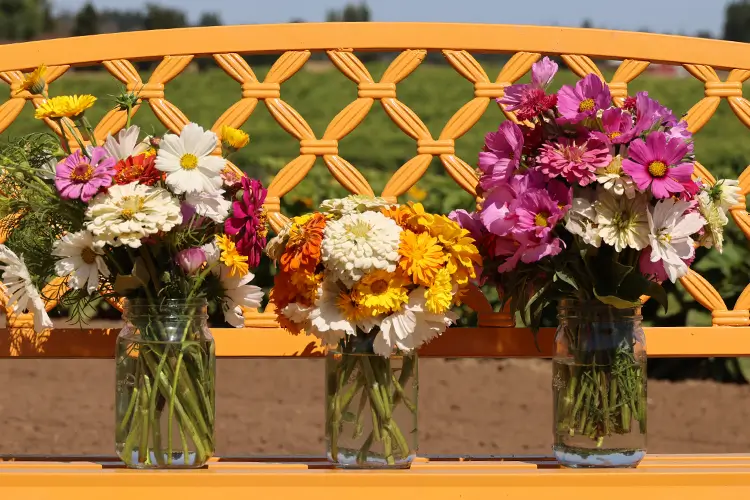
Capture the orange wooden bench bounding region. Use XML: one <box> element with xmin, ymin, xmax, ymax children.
<box><xmin>0</xmin><ymin>22</ymin><xmax>749</xmax><ymax>498</ymax></box>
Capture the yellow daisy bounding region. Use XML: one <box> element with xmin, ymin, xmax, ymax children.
<box><xmin>220</xmin><ymin>125</ymin><xmax>250</xmax><ymax>149</ymax></box>
<box><xmin>336</xmin><ymin>289</ymin><xmax>374</xmax><ymax>323</ymax></box>
<box><xmin>17</xmin><ymin>64</ymin><xmax>46</xmax><ymax>95</ymax></box>
<box><xmin>34</xmin><ymin>95</ymin><xmax>97</xmax><ymax>120</ymax></box>
<box><xmin>398</xmin><ymin>229</ymin><xmax>445</xmax><ymax>286</ymax></box>
<box><xmin>353</xmin><ymin>270</ymin><xmax>410</xmax><ymax>316</ymax></box>
<box><xmin>216</xmin><ymin>234</ymin><xmax>249</xmax><ymax>277</ymax></box>
<box><xmin>425</xmin><ymin>267</ymin><xmax>453</xmax><ymax>314</ymax></box>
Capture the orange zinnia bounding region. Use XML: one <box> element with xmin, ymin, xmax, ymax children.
<box><xmin>381</xmin><ymin>205</ymin><xmax>414</xmax><ymax>228</ymax></box>
<box><xmin>279</xmin><ymin>212</ymin><xmax>326</xmax><ymax>274</ymax></box>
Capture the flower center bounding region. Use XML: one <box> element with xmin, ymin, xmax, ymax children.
<box><xmin>70</xmin><ymin>163</ymin><xmax>94</xmax><ymax>182</ymax></box>
<box><xmin>370</xmin><ymin>279</ymin><xmax>389</xmax><ymax>295</ymax></box>
<box><xmin>578</xmin><ymin>98</ymin><xmax>596</xmax><ymax>112</ymax></box>
<box><xmin>608</xmin><ymin>131</ymin><xmax>621</xmax><ymax>140</ymax></box>
<box><xmin>345</xmin><ymin>220</ymin><xmax>372</xmax><ymax>238</ymax></box>
<box><xmin>561</xmin><ymin>144</ymin><xmax>585</xmax><ymax>162</ymax></box>
<box><xmin>119</xmin><ymin>195</ymin><xmax>144</xmax><ymax>220</ymax></box>
<box><xmin>605</xmin><ymin>157</ymin><xmax>623</xmax><ymax>175</ymax></box>
<box><xmin>179</xmin><ymin>153</ymin><xmax>199</xmax><ymax>170</ymax></box>
<box><xmin>534</xmin><ymin>212</ymin><xmax>550</xmax><ymax>227</ymax></box>
<box><xmin>648</xmin><ymin>160</ymin><xmax>668</xmax><ymax>177</ymax></box>
<box><xmin>81</xmin><ymin>247</ymin><xmax>97</xmax><ymax>264</ymax></box>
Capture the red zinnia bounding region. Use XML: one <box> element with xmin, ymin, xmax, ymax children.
<box><xmin>114</xmin><ymin>154</ymin><xmax>162</xmax><ymax>186</ymax></box>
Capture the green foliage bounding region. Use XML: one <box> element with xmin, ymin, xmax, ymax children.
<box><xmin>72</xmin><ymin>2</ymin><xmax>98</xmax><ymax>37</ymax></box>
<box><xmin>723</xmin><ymin>0</ymin><xmax>750</xmax><ymax>43</ymax></box>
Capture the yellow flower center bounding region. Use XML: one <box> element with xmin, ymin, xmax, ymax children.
<box><xmin>119</xmin><ymin>195</ymin><xmax>144</xmax><ymax>220</ymax></box>
<box><xmin>369</xmin><ymin>279</ymin><xmax>389</xmax><ymax>295</ymax></box>
<box><xmin>578</xmin><ymin>98</ymin><xmax>596</xmax><ymax>112</ymax></box>
<box><xmin>648</xmin><ymin>160</ymin><xmax>668</xmax><ymax>178</ymax></box>
<box><xmin>70</xmin><ymin>163</ymin><xmax>94</xmax><ymax>182</ymax></box>
<box><xmin>81</xmin><ymin>247</ymin><xmax>97</xmax><ymax>265</ymax></box>
<box><xmin>180</xmin><ymin>153</ymin><xmax>199</xmax><ymax>170</ymax></box>
<box><xmin>608</xmin><ymin>131</ymin><xmax>621</xmax><ymax>140</ymax></box>
<box><xmin>534</xmin><ymin>212</ymin><xmax>550</xmax><ymax>227</ymax></box>
<box><xmin>345</xmin><ymin>220</ymin><xmax>372</xmax><ymax>238</ymax></box>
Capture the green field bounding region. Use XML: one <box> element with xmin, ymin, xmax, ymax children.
<box><xmin>2</xmin><ymin>61</ymin><xmax>750</xmax><ymax>330</ymax></box>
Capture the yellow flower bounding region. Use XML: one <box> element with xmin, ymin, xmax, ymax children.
<box><xmin>425</xmin><ymin>268</ymin><xmax>453</xmax><ymax>314</ymax></box>
<box><xmin>398</xmin><ymin>229</ymin><xmax>445</xmax><ymax>286</ymax></box>
<box><xmin>143</xmin><ymin>147</ymin><xmax>157</xmax><ymax>157</ymax></box>
<box><xmin>353</xmin><ymin>270</ymin><xmax>410</xmax><ymax>316</ymax></box>
<box><xmin>407</xmin><ymin>185</ymin><xmax>427</xmax><ymax>202</ymax></box>
<box><xmin>408</xmin><ymin>202</ymin><xmax>435</xmax><ymax>230</ymax></box>
<box><xmin>336</xmin><ymin>289</ymin><xmax>374</xmax><ymax>323</ymax></box>
<box><xmin>34</xmin><ymin>95</ymin><xmax>96</xmax><ymax>120</ymax></box>
<box><xmin>17</xmin><ymin>64</ymin><xmax>46</xmax><ymax>95</ymax></box>
<box><xmin>220</xmin><ymin>125</ymin><xmax>250</xmax><ymax>149</ymax></box>
<box><xmin>429</xmin><ymin>215</ymin><xmax>482</xmax><ymax>286</ymax></box>
<box><xmin>216</xmin><ymin>234</ymin><xmax>249</xmax><ymax>277</ymax></box>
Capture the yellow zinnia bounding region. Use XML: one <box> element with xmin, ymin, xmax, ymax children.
<box><xmin>430</xmin><ymin>215</ymin><xmax>482</xmax><ymax>285</ymax></box>
<box><xmin>216</xmin><ymin>234</ymin><xmax>249</xmax><ymax>277</ymax></box>
<box><xmin>398</xmin><ymin>229</ymin><xmax>445</xmax><ymax>286</ymax></box>
<box><xmin>220</xmin><ymin>125</ymin><xmax>250</xmax><ymax>149</ymax></box>
<box><xmin>34</xmin><ymin>94</ymin><xmax>97</xmax><ymax>120</ymax></box>
<box><xmin>353</xmin><ymin>270</ymin><xmax>409</xmax><ymax>316</ymax></box>
<box><xmin>17</xmin><ymin>64</ymin><xmax>46</xmax><ymax>95</ymax></box>
<box><xmin>425</xmin><ymin>267</ymin><xmax>453</xmax><ymax>314</ymax></box>
<box><xmin>336</xmin><ymin>289</ymin><xmax>374</xmax><ymax>323</ymax></box>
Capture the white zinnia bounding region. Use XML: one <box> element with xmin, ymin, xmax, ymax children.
<box><xmin>375</xmin><ymin>288</ymin><xmax>455</xmax><ymax>357</ymax></box>
<box><xmin>104</xmin><ymin>125</ymin><xmax>150</xmax><ymax>161</ymax></box>
<box><xmin>216</xmin><ymin>267</ymin><xmax>263</xmax><ymax>327</ymax></box>
<box><xmin>647</xmin><ymin>198</ymin><xmax>706</xmax><ymax>282</ymax></box>
<box><xmin>86</xmin><ymin>182</ymin><xmax>182</xmax><ymax>248</ymax></box>
<box><xmin>52</xmin><ymin>230</ymin><xmax>109</xmax><ymax>294</ymax></box>
<box><xmin>155</xmin><ymin>123</ymin><xmax>225</xmax><ymax>195</ymax></box>
<box><xmin>595</xmin><ymin>155</ymin><xmax>636</xmax><ymax>199</ymax></box>
<box><xmin>714</xmin><ymin>179</ymin><xmax>743</xmax><ymax>212</ymax></box>
<box><xmin>565</xmin><ymin>195</ymin><xmax>601</xmax><ymax>248</ymax></box>
<box><xmin>319</xmin><ymin>195</ymin><xmax>395</xmax><ymax>217</ymax></box>
<box><xmin>0</xmin><ymin>245</ymin><xmax>53</xmax><ymax>333</ymax></box>
<box><xmin>321</xmin><ymin>211</ymin><xmax>401</xmax><ymax>286</ymax></box>
<box><xmin>595</xmin><ymin>190</ymin><xmax>649</xmax><ymax>252</ymax></box>
<box><xmin>697</xmin><ymin>191</ymin><xmax>727</xmax><ymax>253</ymax></box>
<box><xmin>185</xmin><ymin>189</ymin><xmax>232</xmax><ymax>223</ymax></box>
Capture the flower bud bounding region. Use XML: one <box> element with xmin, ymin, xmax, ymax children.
<box><xmin>175</xmin><ymin>248</ymin><xmax>206</xmax><ymax>275</ymax></box>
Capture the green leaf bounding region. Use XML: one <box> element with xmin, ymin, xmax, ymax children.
<box><xmin>554</xmin><ymin>269</ymin><xmax>578</xmax><ymax>291</ymax></box>
<box><xmin>737</xmin><ymin>358</ymin><xmax>750</xmax><ymax>383</ymax></box>
<box><xmin>341</xmin><ymin>411</ymin><xmax>357</xmax><ymax>423</ymax></box>
<box><xmin>593</xmin><ymin>290</ymin><xmax>641</xmax><ymax>309</ymax></box>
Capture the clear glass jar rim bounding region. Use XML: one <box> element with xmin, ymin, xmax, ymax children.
<box><xmin>557</xmin><ymin>299</ymin><xmax>642</xmax><ymax>318</ymax></box>
<box><xmin>123</xmin><ymin>298</ymin><xmax>209</xmax><ymax>319</ymax></box>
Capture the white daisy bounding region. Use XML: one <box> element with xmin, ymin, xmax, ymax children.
<box><xmin>308</xmin><ymin>279</ymin><xmax>355</xmax><ymax>345</ymax></box>
<box><xmin>155</xmin><ymin>123</ymin><xmax>225</xmax><ymax>195</ymax></box>
<box><xmin>319</xmin><ymin>195</ymin><xmax>395</xmax><ymax>217</ymax></box>
<box><xmin>86</xmin><ymin>182</ymin><xmax>182</xmax><ymax>248</ymax></box>
<box><xmin>375</xmin><ymin>288</ymin><xmax>455</xmax><ymax>356</ymax></box>
<box><xmin>647</xmin><ymin>198</ymin><xmax>706</xmax><ymax>282</ymax></box>
<box><xmin>52</xmin><ymin>230</ymin><xmax>109</xmax><ymax>294</ymax></box>
<box><xmin>104</xmin><ymin>125</ymin><xmax>150</xmax><ymax>161</ymax></box>
<box><xmin>565</xmin><ymin>194</ymin><xmax>601</xmax><ymax>248</ymax></box>
<box><xmin>0</xmin><ymin>245</ymin><xmax>53</xmax><ymax>333</ymax></box>
<box><xmin>321</xmin><ymin>211</ymin><xmax>401</xmax><ymax>286</ymax></box>
<box><xmin>185</xmin><ymin>189</ymin><xmax>232</xmax><ymax>223</ymax></box>
<box><xmin>595</xmin><ymin>190</ymin><xmax>649</xmax><ymax>252</ymax></box>
<box><xmin>697</xmin><ymin>191</ymin><xmax>727</xmax><ymax>253</ymax></box>
<box><xmin>595</xmin><ymin>155</ymin><xmax>636</xmax><ymax>199</ymax></box>
<box><xmin>216</xmin><ymin>267</ymin><xmax>263</xmax><ymax>327</ymax></box>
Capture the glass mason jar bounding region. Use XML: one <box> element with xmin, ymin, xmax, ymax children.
<box><xmin>325</xmin><ymin>349</ymin><xmax>418</xmax><ymax>468</ymax></box>
<box><xmin>553</xmin><ymin>300</ymin><xmax>647</xmax><ymax>468</ymax></box>
<box><xmin>115</xmin><ymin>299</ymin><xmax>216</xmax><ymax>468</ymax></box>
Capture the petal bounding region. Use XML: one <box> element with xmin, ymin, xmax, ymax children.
<box><xmin>645</xmin><ymin>131</ymin><xmax>667</xmax><ymax>162</ymax></box>
<box><xmin>650</xmin><ymin>178</ymin><xmax>673</xmax><ymax>199</ymax></box>
<box><xmin>664</xmin><ymin>136</ymin><xmax>689</xmax><ymax>165</ymax></box>
<box><xmin>667</xmin><ymin>162</ymin><xmax>694</xmax><ymax>182</ymax></box>
<box><xmin>159</xmin><ymin>132</ymin><xmax>186</xmax><ymax>158</ymax></box>
<box><xmin>154</xmin><ymin>151</ymin><xmax>181</xmax><ymax>173</ymax></box>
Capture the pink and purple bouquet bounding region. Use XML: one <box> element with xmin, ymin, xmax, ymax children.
<box><xmin>451</xmin><ymin>57</ymin><xmax>741</xmax><ymax>325</ymax></box>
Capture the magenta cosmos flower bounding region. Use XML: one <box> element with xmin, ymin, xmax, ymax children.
<box><xmin>498</xmin><ymin>57</ymin><xmax>559</xmax><ymax>121</ymax></box>
<box><xmin>557</xmin><ymin>74</ymin><xmax>612</xmax><ymax>123</ymax></box>
<box><xmin>55</xmin><ymin>147</ymin><xmax>116</xmax><ymax>202</ymax></box>
<box><xmin>536</xmin><ymin>135</ymin><xmax>611</xmax><ymax>186</ymax></box>
<box><xmin>479</xmin><ymin>121</ymin><xmax>524</xmax><ymax>191</ymax></box>
<box><xmin>621</xmin><ymin>131</ymin><xmax>694</xmax><ymax>198</ymax></box>
<box><xmin>513</xmin><ymin>190</ymin><xmax>564</xmax><ymax>241</ymax></box>
<box><xmin>596</xmin><ymin>107</ymin><xmax>636</xmax><ymax>144</ymax></box>
<box><xmin>224</xmin><ymin>177</ymin><xmax>267</xmax><ymax>267</ymax></box>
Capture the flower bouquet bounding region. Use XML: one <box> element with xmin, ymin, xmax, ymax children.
<box><xmin>266</xmin><ymin>196</ymin><xmax>481</xmax><ymax>467</ymax></box>
<box><xmin>0</xmin><ymin>72</ymin><xmax>267</xmax><ymax>468</ymax></box>
<box><xmin>452</xmin><ymin>57</ymin><xmax>740</xmax><ymax>467</ymax></box>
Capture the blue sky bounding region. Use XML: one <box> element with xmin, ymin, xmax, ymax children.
<box><xmin>53</xmin><ymin>0</ymin><xmax>733</xmax><ymax>37</ymax></box>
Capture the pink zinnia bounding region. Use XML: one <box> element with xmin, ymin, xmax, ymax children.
<box><xmin>536</xmin><ymin>136</ymin><xmax>611</xmax><ymax>186</ymax></box>
<box><xmin>224</xmin><ymin>177</ymin><xmax>267</xmax><ymax>267</ymax></box>
<box><xmin>498</xmin><ymin>57</ymin><xmax>559</xmax><ymax>121</ymax></box>
<box><xmin>55</xmin><ymin>148</ymin><xmax>115</xmax><ymax>203</ymax></box>
<box><xmin>479</xmin><ymin>121</ymin><xmax>524</xmax><ymax>191</ymax></box>
<box><xmin>557</xmin><ymin>74</ymin><xmax>612</xmax><ymax>122</ymax></box>
<box><xmin>621</xmin><ymin>131</ymin><xmax>694</xmax><ymax>198</ymax></box>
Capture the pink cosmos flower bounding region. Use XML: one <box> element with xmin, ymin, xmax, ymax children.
<box><xmin>478</xmin><ymin>121</ymin><xmax>524</xmax><ymax>191</ymax></box>
<box><xmin>498</xmin><ymin>57</ymin><xmax>559</xmax><ymax>121</ymax></box>
<box><xmin>639</xmin><ymin>246</ymin><xmax>695</xmax><ymax>283</ymax></box>
<box><xmin>518</xmin><ymin>233</ymin><xmax>564</xmax><ymax>265</ymax></box>
<box><xmin>513</xmin><ymin>190</ymin><xmax>564</xmax><ymax>240</ymax></box>
<box><xmin>632</xmin><ymin>91</ymin><xmax>677</xmax><ymax>135</ymax></box>
<box><xmin>556</xmin><ymin>74</ymin><xmax>612</xmax><ymax>122</ymax></box>
<box><xmin>449</xmin><ymin>209</ymin><xmax>486</xmax><ymax>243</ymax></box>
<box><xmin>621</xmin><ymin>131</ymin><xmax>694</xmax><ymax>198</ymax></box>
<box><xmin>224</xmin><ymin>177</ymin><xmax>267</xmax><ymax>267</ymax></box>
<box><xmin>55</xmin><ymin>148</ymin><xmax>115</xmax><ymax>202</ymax></box>
<box><xmin>176</xmin><ymin>248</ymin><xmax>206</xmax><ymax>275</ymax></box>
<box><xmin>479</xmin><ymin>183</ymin><xmax>518</xmax><ymax>237</ymax></box>
<box><xmin>666</xmin><ymin>120</ymin><xmax>694</xmax><ymax>153</ymax></box>
<box><xmin>596</xmin><ymin>107</ymin><xmax>636</xmax><ymax>144</ymax></box>
<box><xmin>536</xmin><ymin>135</ymin><xmax>611</xmax><ymax>186</ymax></box>
<box><xmin>548</xmin><ymin>179</ymin><xmax>573</xmax><ymax>212</ymax></box>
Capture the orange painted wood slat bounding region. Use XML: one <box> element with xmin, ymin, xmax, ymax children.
<box><xmin>1</xmin><ymin>326</ymin><xmax>749</xmax><ymax>358</ymax></box>
<box><xmin>2</xmin><ymin>24</ymin><xmax>750</xmax><ymax>71</ymax></box>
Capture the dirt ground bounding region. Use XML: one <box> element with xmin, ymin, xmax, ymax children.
<box><xmin>1</xmin><ymin>358</ymin><xmax>749</xmax><ymax>457</ymax></box>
